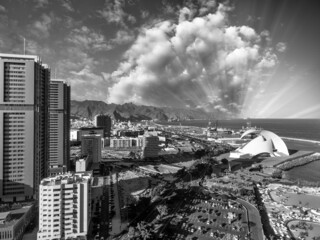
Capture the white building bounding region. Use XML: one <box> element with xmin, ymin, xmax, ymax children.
<box><xmin>230</xmin><ymin>130</ymin><xmax>289</xmax><ymax>158</ymax></box>
<box><xmin>76</xmin><ymin>158</ymin><xmax>88</xmax><ymax>172</ymax></box>
<box><xmin>70</xmin><ymin>129</ymin><xmax>79</xmax><ymax>141</ymax></box>
<box><xmin>110</xmin><ymin>136</ymin><xmax>144</xmax><ymax>148</ymax></box>
<box><xmin>37</xmin><ymin>172</ymin><xmax>92</xmax><ymax>240</ymax></box>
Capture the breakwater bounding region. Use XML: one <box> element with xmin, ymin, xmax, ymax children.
<box><xmin>276</xmin><ymin>153</ymin><xmax>320</xmax><ymax>171</ymax></box>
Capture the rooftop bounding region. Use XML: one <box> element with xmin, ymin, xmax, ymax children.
<box><xmin>0</xmin><ymin>53</ymin><xmax>40</xmax><ymax>62</ymax></box>
<box><xmin>0</xmin><ymin>205</ymin><xmax>33</xmax><ymax>228</ymax></box>
<box><xmin>40</xmin><ymin>172</ymin><xmax>92</xmax><ymax>186</ymax></box>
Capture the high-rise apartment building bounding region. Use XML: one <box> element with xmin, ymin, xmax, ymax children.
<box><xmin>0</xmin><ymin>53</ymin><xmax>50</xmax><ymax>202</ymax></box>
<box><xmin>81</xmin><ymin>135</ymin><xmax>101</xmax><ymax>163</ymax></box>
<box><xmin>48</xmin><ymin>79</ymin><xmax>70</xmax><ymax>176</ymax></box>
<box><xmin>94</xmin><ymin>114</ymin><xmax>111</xmax><ymax>137</ymax></box>
<box><xmin>37</xmin><ymin>172</ymin><xmax>92</xmax><ymax>240</ymax></box>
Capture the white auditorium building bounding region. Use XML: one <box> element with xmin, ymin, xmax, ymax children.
<box><xmin>229</xmin><ymin>130</ymin><xmax>289</xmax><ymax>159</ymax></box>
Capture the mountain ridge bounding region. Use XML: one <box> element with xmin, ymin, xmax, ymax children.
<box><xmin>71</xmin><ymin>100</ymin><xmax>211</xmax><ymax>121</ymax></box>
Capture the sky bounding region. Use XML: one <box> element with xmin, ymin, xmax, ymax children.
<box><xmin>0</xmin><ymin>0</ymin><xmax>320</xmax><ymax>118</ymax></box>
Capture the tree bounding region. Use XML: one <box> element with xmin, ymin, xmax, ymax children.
<box><xmin>156</xmin><ymin>204</ymin><xmax>168</xmax><ymax>218</ymax></box>
<box><xmin>136</xmin><ymin>222</ymin><xmax>153</xmax><ymax>240</ymax></box>
<box><xmin>128</xmin><ymin>226</ymin><xmax>137</xmax><ymax>239</ymax></box>
<box><xmin>221</xmin><ymin>158</ymin><xmax>229</xmax><ymax>165</ymax></box>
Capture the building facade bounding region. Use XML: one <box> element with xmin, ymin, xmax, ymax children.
<box><xmin>142</xmin><ymin>135</ymin><xmax>161</xmax><ymax>158</ymax></box>
<box><xmin>48</xmin><ymin>79</ymin><xmax>70</xmax><ymax>176</ymax></box>
<box><xmin>37</xmin><ymin>173</ymin><xmax>91</xmax><ymax>240</ymax></box>
<box><xmin>110</xmin><ymin>137</ymin><xmax>144</xmax><ymax>148</ymax></box>
<box><xmin>0</xmin><ymin>53</ymin><xmax>50</xmax><ymax>202</ymax></box>
<box><xmin>77</xmin><ymin>127</ymin><xmax>104</xmax><ymax>142</ymax></box>
<box><xmin>0</xmin><ymin>204</ymin><xmax>35</xmax><ymax>240</ymax></box>
<box><xmin>94</xmin><ymin>114</ymin><xmax>111</xmax><ymax>137</ymax></box>
<box><xmin>81</xmin><ymin>135</ymin><xmax>101</xmax><ymax>163</ymax></box>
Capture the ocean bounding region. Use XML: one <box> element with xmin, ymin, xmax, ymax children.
<box><xmin>159</xmin><ymin>118</ymin><xmax>320</xmax><ymax>183</ymax></box>
<box><xmin>158</xmin><ymin>118</ymin><xmax>320</xmax><ymax>142</ymax></box>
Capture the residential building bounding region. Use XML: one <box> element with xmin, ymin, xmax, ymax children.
<box><xmin>81</xmin><ymin>135</ymin><xmax>101</xmax><ymax>163</ymax></box>
<box><xmin>118</xmin><ymin>130</ymin><xmax>144</xmax><ymax>137</ymax></box>
<box><xmin>0</xmin><ymin>53</ymin><xmax>50</xmax><ymax>202</ymax></box>
<box><xmin>70</xmin><ymin>129</ymin><xmax>79</xmax><ymax>141</ymax></box>
<box><xmin>37</xmin><ymin>172</ymin><xmax>92</xmax><ymax>240</ymax></box>
<box><xmin>77</xmin><ymin>127</ymin><xmax>104</xmax><ymax>141</ymax></box>
<box><xmin>94</xmin><ymin>114</ymin><xmax>111</xmax><ymax>137</ymax></box>
<box><xmin>141</xmin><ymin>135</ymin><xmax>161</xmax><ymax>158</ymax></box>
<box><xmin>48</xmin><ymin>79</ymin><xmax>70</xmax><ymax>176</ymax></box>
<box><xmin>76</xmin><ymin>158</ymin><xmax>88</xmax><ymax>172</ymax></box>
<box><xmin>110</xmin><ymin>136</ymin><xmax>144</xmax><ymax>148</ymax></box>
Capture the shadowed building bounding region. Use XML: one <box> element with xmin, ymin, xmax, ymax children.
<box><xmin>48</xmin><ymin>79</ymin><xmax>70</xmax><ymax>176</ymax></box>
<box><xmin>142</xmin><ymin>135</ymin><xmax>161</xmax><ymax>158</ymax></box>
<box><xmin>0</xmin><ymin>53</ymin><xmax>50</xmax><ymax>202</ymax></box>
<box><xmin>81</xmin><ymin>134</ymin><xmax>102</xmax><ymax>163</ymax></box>
<box><xmin>94</xmin><ymin>114</ymin><xmax>111</xmax><ymax>137</ymax></box>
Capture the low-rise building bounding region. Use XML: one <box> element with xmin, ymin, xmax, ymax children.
<box><xmin>76</xmin><ymin>158</ymin><xmax>88</xmax><ymax>172</ymax></box>
<box><xmin>110</xmin><ymin>136</ymin><xmax>144</xmax><ymax>148</ymax></box>
<box><xmin>0</xmin><ymin>203</ymin><xmax>35</xmax><ymax>240</ymax></box>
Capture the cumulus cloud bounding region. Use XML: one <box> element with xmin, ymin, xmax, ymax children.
<box><xmin>61</xmin><ymin>0</ymin><xmax>74</xmax><ymax>12</ymax></box>
<box><xmin>276</xmin><ymin>42</ymin><xmax>287</xmax><ymax>53</ymax></box>
<box><xmin>110</xmin><ymin>30</ymin><xmax>135</xmax><ymax>45</ymax></box>
<box><xmin>34</xmin><ymin>0</ymin><xmax>49</xmax><ymax>8</ymax></box>
<box><xmin>107</xmin><ymin>3</ymin><xmax>279</xmax><ymax>117</ymax></box>
<box><xmin>29</xmin><ymin>13</ymin><xmax>56</xmax><ymax>38</ymax></box>
<box><xmin>141</xmin><ymin>10</ymin><xmax>149</xmax><ymax>19</ymax></box>
<box><xmin>98</xmin><ymin>0</ymin><xmax>136</xmax><ymax>27</ymax></box>
<box><xmin>69</xmin><ymin>65</ymin><xmax>109</xmax><ymax>101</ymax></box>
<box><xmin>67</xmin><ymin>26</ymin><xmax>112</xmax><ymax>51</ymax></box>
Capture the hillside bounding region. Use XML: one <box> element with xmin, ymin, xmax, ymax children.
<box><xmin>71</xmin><ymin>100</ymin><xmax>211</xmax><ymax>121</ymax></box>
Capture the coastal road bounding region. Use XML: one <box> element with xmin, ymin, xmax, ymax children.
<box><xmin>237</xmin><ymin>198</ymin><xmax>264</xmax><ymax>240</ymax></box>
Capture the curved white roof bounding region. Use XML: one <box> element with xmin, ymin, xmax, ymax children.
<box><xmin>240</xmin><ymin>129</ymin><xmax>260</xmax><ymax>139</ymax></box>
<box><xmin>236</xmin><ymin>129</ymin><xmax>289</xmax><ymax>157</ymax></box>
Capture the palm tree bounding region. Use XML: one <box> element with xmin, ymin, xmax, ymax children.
<box><xmin>136</xmin><ymin>222</ymin><xmax>152</xmax><ymax>240</ymax></box>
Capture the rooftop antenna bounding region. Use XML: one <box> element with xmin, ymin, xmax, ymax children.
<box><xmin>23</xmin><ymin>37</ymin><xmax>26</xmax><ymax>55</ymax></box>
<box><xmin>19</xmin><ymin>35</ymin><xmax>26</xmax><ymax>55</ymax></box>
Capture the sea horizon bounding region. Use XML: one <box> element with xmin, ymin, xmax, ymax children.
<box><xmin>158</xmin><ymin>118</ymin><xmax>320</xmax><ymax>142</ymax></box>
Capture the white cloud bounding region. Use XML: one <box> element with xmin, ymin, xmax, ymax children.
<box><xmin>34</xmin><ymin>0</ymin><xmax>49</xmax><ymax>8</ymax></box>
<box><xmin>0</xmin><ymin>5</ymin><xmax>6</xmax><ymax>12</ymax></box>
<box><xmin>61</xmin><ymin>0</ymin><xmax>74</xmax><ymax>12</ymax></box>
<box><xmin>179</xmin><ymin>7</ymin><xmax>193</xmax><ymax>23</ymax></box>
<box><xmin>69</xmin><ymin>65</ymin><xmax>109</xmax><ymax>101</ymax></box>
<box><xmin>110</xmin><ymin>30</ymin><xmax>135</xmax><ymax>45</ymax></box>
<box><xmin>67</xmin><ymin>26</ymin><xmax>112</xmax><ymax>51</ymax></box>
<box><xmin>98</xmin><ymin>0</ymin><xmax>136</xmax><ymax>27</ymax></box>
<box><xmin>107</xmin><ymin>3</ymin><xmax>279</xmax><ymax>116</ymax></box>
<box><xmin>141</xmin><ymin>10</ymin><xmax>149</xmax><ymax>19</ymax></box>
<box><xmin>29</xmin><ymin>13</ymin><xmax>55</xmax><ymax>38</ymax></box>
<box><xmin>276</xmin><ymin>42</ymin><xmax>287</xmax><ymax>53</ymax></box>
